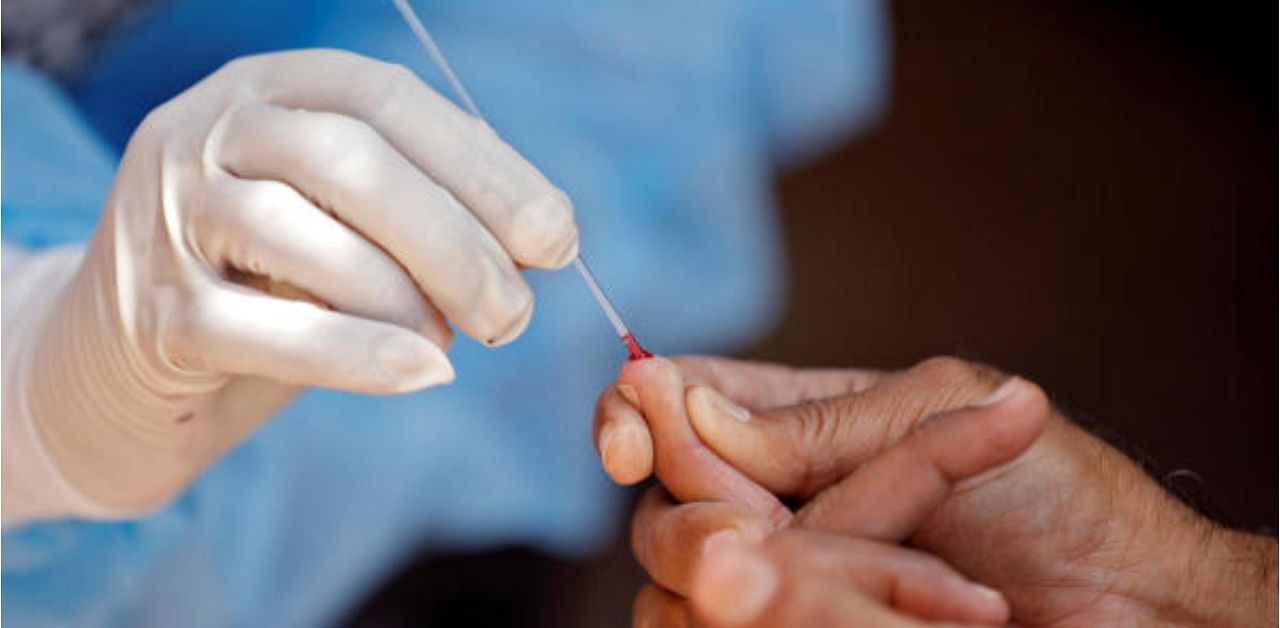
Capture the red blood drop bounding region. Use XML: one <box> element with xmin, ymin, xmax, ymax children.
<box><xmin>621</xmin><ymin>333</ymin><xmax>654</xmax><ymax>360</ymax></box>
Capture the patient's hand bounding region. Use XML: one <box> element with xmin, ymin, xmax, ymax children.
<box><xmin>596</xmin><ymin>356</ymin><xmax>1277</xmax><ymax>627</ymax></box>
<box><xmin>617</xmin><ymin>356</ymin><xmax>1041</xmax><ymax>627</ymax></box>
<box><xmin>631</xmin><ymin>487</ymin><xmax>1010</xmax><ymax>627</ymax></box>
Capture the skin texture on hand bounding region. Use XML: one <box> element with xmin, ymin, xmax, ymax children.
<box><xmin>612</xmin><ymin>357</ymin><xmax>1040</xmax><ymax>626</ymax></box>
<box><xmin>596</xmin><ymin>355</ymin><xmax>1279</xmax><ymax>628</ymax></box>
<box><xmin>632</xmin><ymin>494</ymin><xmax>1013</xmax><ymax>628</ymax></box>
<box><xmin>626</xmin><ymin>373</ymin><xmax>1052</xmax><ymax>627</ymax></box>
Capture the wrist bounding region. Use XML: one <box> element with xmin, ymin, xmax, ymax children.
<box><xmin>18</xmin><ymin>241</ymin><xmax>222</xmax><ymax>516</ymax></box>
<box><xmin>1111</xmin><ymin>469</ymin><xmax>1276</xmax><ymax>627</ymax></box>
<box><xmin>1171</xmin><ymin>522</ymin><xmax>1277</xmax><ymax>628</ymax></box>
<box><xmin>1048</xmin><ymin>419</ymin><xmax>1275</xmax><ymax>627</ymax></box>
<box><xmin>1</xmin><ymin>246</ymin><xmax>139</xmax><ymax>523</ymax></box>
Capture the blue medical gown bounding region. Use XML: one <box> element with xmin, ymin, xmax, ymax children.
<box><xmin>1</xmin><ymin>1</ymin><xmax>888</xmax><ymax>625</ymax></box>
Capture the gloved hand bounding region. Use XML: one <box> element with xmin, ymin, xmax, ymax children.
<box><xmin>1</xmin><ymin>49</ymin><xmax>578</xmax><ymax>523</ymax></box>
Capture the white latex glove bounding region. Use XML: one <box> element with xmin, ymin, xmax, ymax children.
<box><xmin>1</xmin><ymin>49</ymin><xmax>578</xmax><ymax>524</ymax></box>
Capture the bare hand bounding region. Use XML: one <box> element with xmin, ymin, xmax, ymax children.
<box><xmin>597</xmin><ymin>356</ymin><xmax>1277</xmax><ymax>627</ymax></box>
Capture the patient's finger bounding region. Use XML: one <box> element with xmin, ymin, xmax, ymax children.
<box><xmin>634</xmin><ymin>583</ymin><xmax>694</xmax><ymax>628</ymax></box>
<box><xmin>797</xmin><ymin>377</ymin><xmax>1049</xmax><ymax>540</ymax></box>
<box><xmin>686</xmin><ymin>356</ymin><xmax>1009</xmax><ymax>499</ymax></box>
<box><xmin>671</xmin><ymin>355</ymin><xmax>881</xmax><ymax>410</ymax></box>
<box><xmin>774</xmin><ymin>530</ymin><xmax>1009</xmax><ymax>624</ymax></box>
<box><xmin>594</xmin><ymin>384</ymin><xmax>654</xmax><ymax>485</ymax></box>
<box><xmin>632</xmin><ymin>486</ymin><xmax>771</xmax><ymax>595</ymax></box>
<box><xmin>618</xmin><ymin>357</ymin><xmax>791</xmax><ymax>528</ymax></box>
<box><xmin>691</xmin><ymin>531</ymin><xmax>1003</xmax><ymax>628</ymax></box>
<box><xmin>593</xmin><ymin>356</ymin><xmax>880</xmax><ymax>489</ymax></box>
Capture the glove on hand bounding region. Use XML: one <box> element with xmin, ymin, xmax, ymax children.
<box><xmin>2</xmin><ymin>49</ymin><xmax>578</xmax><ymax>522</ymax></box>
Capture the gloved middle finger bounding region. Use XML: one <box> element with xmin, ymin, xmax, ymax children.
<box><xmin>197</xmin><ymin>176</ymin><xmax>452</xmax><ymax>348</ymax></box>
<box><xmin>238</xmin><ymin>49</ymin><xmax>579</xmax><ymax>269</ymax></box>
<box><xmin>217</xmin><ymin>102</ymin><xmax>533</xmax><ymax>346</ymax></box>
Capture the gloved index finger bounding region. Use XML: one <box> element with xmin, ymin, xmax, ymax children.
<box><xmin>245</xmin><ymin>49</ymin><xmax>579</xmax><ymax>270</ymax></box>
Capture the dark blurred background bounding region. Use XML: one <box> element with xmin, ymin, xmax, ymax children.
<box><xmin>347</xmin><ymin>2</ymin><xmax>1276</xmax><ymax>625</ymax></box>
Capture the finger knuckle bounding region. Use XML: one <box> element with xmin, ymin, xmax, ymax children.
<box><xmin>912</xmin><ymin>355</ymin><xmax>1008</xmax><ymax>399</ymax></box>
<box><xmin>367</xmin><ymin>60</ymin><xmax>420</xmax><ymax>121</ymax></box>
<box><xmin>212</xmin><ymin>54</ymin><xmax>254</xmax><ymax>79</ymax></box>
<box><xmin>301</xmin><ymin>48</ymin><xmax>365</xmax><ymax>72</ymax></box>
<box><xmin>912</xmin><ymin>355</ymin><xmax>974</xmax><ymax>384</ymax></box>
<box><xmin>785</xmin><ymin>401</ymin><xmax>843</xmax><ymax>494</ymax></box>
<box><xmin>319</xmin><ymin>118</ymin><xmax>384</xmax><ymax>187</ymax></box>
<box><xmin>136</xmin><ymin>99</ymin><xmax>186</xmax><ymax>140</ymax></box>
<box><xmin>379</xmin><ymin>60</ymin><xmax>418</xmax><ymax>86</ymax></box>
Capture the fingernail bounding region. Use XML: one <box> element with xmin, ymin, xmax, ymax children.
<box><xmin>377</xmin><ymin>336</ymin><xmax>452</xmax><ymax>389</ymax></box>
<box><xmin>971</xmin><ymin>582</ymin><xmax>1005</xmax><ymax>603</ymax></box>
<box><xmin>598</xmin><ymin>421</ymin><xmax>618</xmax><ymax>468</ymax></box>
<box><xmin>969</xmin><ymin>581</ymin><xmax>1009</xmax><ymax>618</ymax></box>
<box><xmin>512</xmin><ymin>188</ymin><xmax>579</xmax><ymax>268</ymax></box>
<box><xmin>703</xmin><ymin>387</ymin><xmax>752</xmax><ymax>422</ymax></box>
<box><xmin>485</xmin><ymin>290</ymin><xmax>534</xmax><ymax>347</ymax></box>
<box><xmin>542</xmin><ymin>189</ymin><xmax>580</xmax><ymax>268</ymax></box>
<box><xmin>973</xmin><ymin>377</ymin><xmax>1020</xmax><ymax>407</ymax></box>
<box><xmin>548</xmin><ymin>230</ymin><xmax>580</xmax><ymax>268</ymax></box>
<box><xmin>601</xmin><ymin>420</ymin><xmax>651</xmax><ymax>485</ymax></box>
<box><xmin>695</xmin><ymin>539</ymin><xmax>777</xmax><ymax>626</ymax></box>
<box><xmin>701</xmin><ymin>529</ymin><xmax>741</xmax><ymax>560</ymax></box>
<box><xmin>617</xmin><ymin>384</ymin><xmax>640</xmax><ymax>407</ymax></box>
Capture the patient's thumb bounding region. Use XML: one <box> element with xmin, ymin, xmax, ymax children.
<box><xmin>685</xmin><ymin>386</ymin><xmax>789</xmax><ymax>488</ymax></box>
<box><xmin>686</xmin><ymin>384</ymin><xmax>891</xmax><ymax>499</ymax></box>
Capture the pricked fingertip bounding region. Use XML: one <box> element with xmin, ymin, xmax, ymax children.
<box><xmin>618</xmin><ymin>354</ymin><xmax>678</xmax><ymax>386</ymax></box>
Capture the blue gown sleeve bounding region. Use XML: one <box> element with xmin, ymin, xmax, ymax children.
<box><xmin>1</xmin><ymin>60</ymin><xmax>116</xmax><ymax>249</ymax></box>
